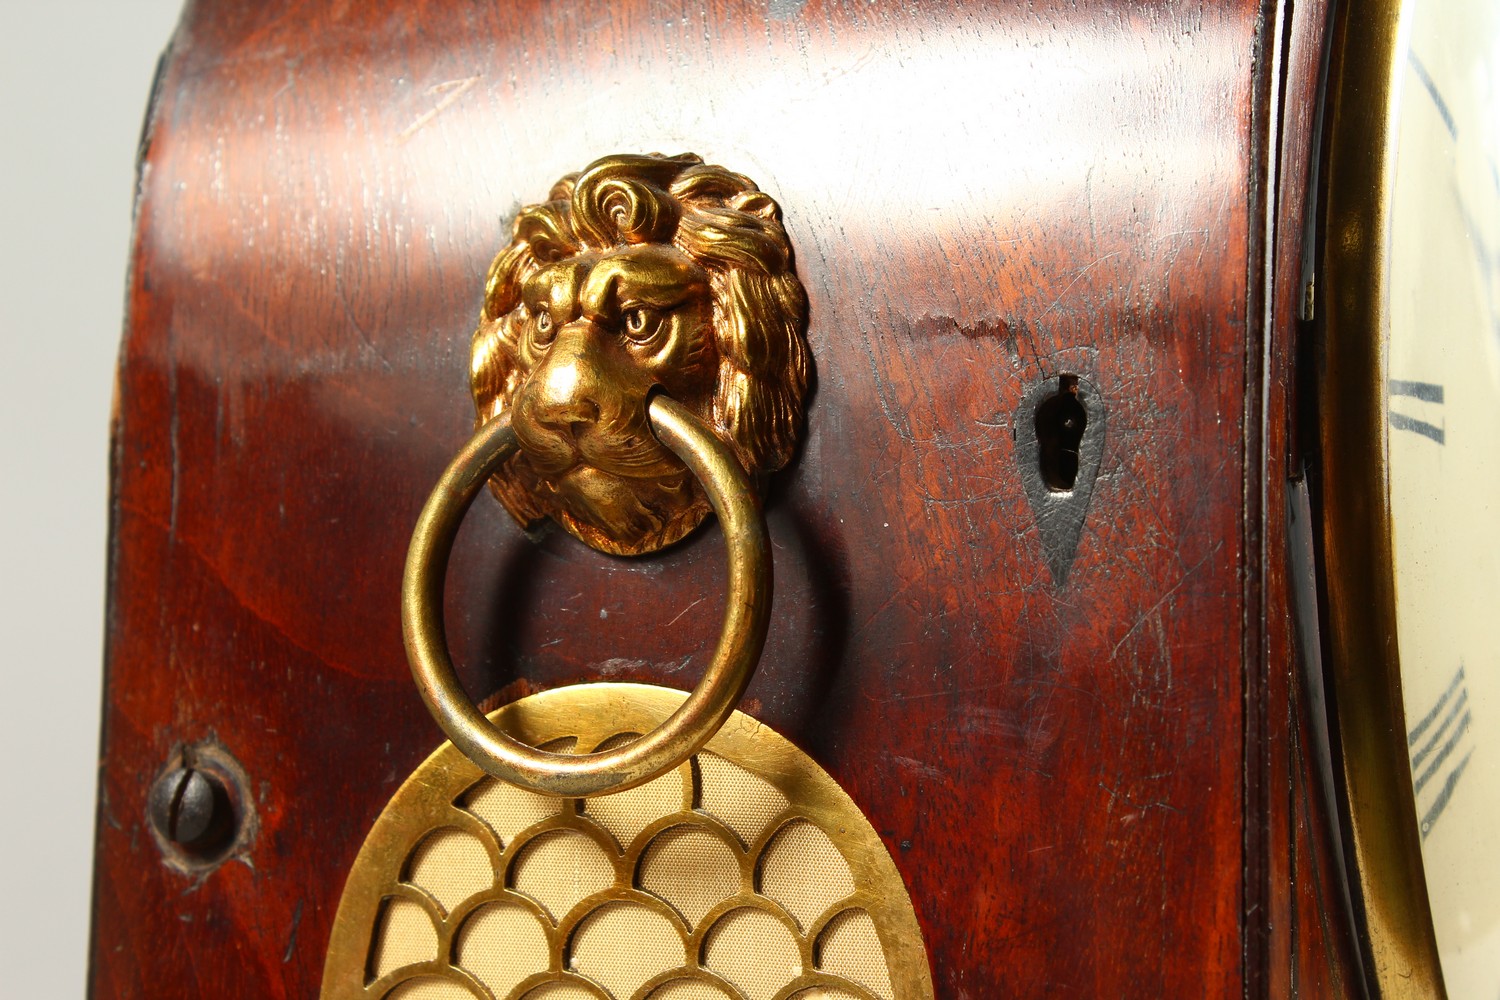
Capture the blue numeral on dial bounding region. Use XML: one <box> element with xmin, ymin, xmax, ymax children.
<box><xmin>1408</xmin><ymin>665</ymin><xmax>1474</xmax><ymax>838</ymax></box>
<box><xmin>1389</xmin><ymin>379</ymin><xmax>1446</xmax><ymax>445</ymax></box>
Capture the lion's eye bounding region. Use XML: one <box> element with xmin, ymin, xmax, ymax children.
<box><xmin>532</xmin><ymin>310</ymin><xmax>555</xmax><ymax>346</ymax></box>
<box><xmin>621</xmin><ymin>307</ymin><xmax>658</xmax><ymax>342</ymax></box>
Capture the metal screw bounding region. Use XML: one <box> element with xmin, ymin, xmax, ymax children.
<box><xmin>148</xmin><ymin>766</ymin><xmax>233</xmax><ymax>851</ymax></box>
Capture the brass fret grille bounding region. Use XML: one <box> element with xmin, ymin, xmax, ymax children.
<box><xmin>322</xmin><ymin>684</ymin><xmax>932</xmax><ymax>1000</ymax></box>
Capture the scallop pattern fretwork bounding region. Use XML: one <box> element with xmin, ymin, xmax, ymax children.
<box><xmin>320</xmin><ymin>684</ymin><xmax>932</xmax><ymax>1000</ymax></box>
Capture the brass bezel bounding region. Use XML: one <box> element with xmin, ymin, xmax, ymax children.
<box><xmin>1316</xmin><ymin>0</ymin><xmax>1446</xmax><ymax>993</ymax></box>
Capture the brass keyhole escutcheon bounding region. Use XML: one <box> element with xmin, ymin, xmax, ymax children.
<box><xmin>1015</xmin><ymin>373</ymin><xmax>1107</xmax><ymax>586</ymax></box>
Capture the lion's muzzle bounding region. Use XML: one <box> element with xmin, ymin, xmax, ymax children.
<box><xmin>511</xmin><ymin>320</ymin><xmax>681</xmax><ymax>486</ymax></box>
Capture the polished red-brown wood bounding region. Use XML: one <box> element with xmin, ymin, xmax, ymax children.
<box><xmin>1258</xmin><ymin>1</ymin><xmax>1364</xmax><ymax>994</ymax></box>
<box><xmin>91</xmin><ymin>0</ymin><xmax>1358</xmax><ymax>995</ymax></box>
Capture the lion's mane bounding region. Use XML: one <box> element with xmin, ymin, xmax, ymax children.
<box><xmin>469</xmin><ymin>152</ymin><xmax>809</xmax><ymax>542</ymax></box>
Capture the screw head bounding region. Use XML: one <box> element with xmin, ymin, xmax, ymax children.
<box><xmin>148</xmin><ymin>766</ymin><xmax>233</xmax><ymax>852</ymax></box>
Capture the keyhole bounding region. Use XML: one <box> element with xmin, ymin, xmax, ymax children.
<box><xmin>1035</xmin><ymin>375</ymin><xmax>1087</xmax><ymax>491</ymax></box>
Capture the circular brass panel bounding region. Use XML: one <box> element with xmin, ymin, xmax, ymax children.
<box><xmin>321</xmin><ymin>684</ymin><xmax>933</xmax><ymax>1000</ymax></box>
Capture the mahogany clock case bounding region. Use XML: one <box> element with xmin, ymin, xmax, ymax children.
<box><xmin>91</xmin><ymin>1</ymin><xmax>1363</xmax><ymax>997</ymax></box>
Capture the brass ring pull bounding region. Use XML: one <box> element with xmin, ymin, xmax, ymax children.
<box><xmin>401</xmin><ymin>395</ymin><xmax>772</xmax><ymax>798</ymax></box>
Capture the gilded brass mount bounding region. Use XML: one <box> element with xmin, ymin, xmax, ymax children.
<box><xmin>404</xmin><ymin>153</ymin><xmax>807</xmax><ymax>796</ymax></box>
<box><xmin>469</xmin><ymin>152</ymin><xmax>810</xmax><ymax>556</ymax></box>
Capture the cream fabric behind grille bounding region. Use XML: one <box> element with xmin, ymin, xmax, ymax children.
<box><xmin>324</xmin><ymin>688</ymin><xmax>930</xmax><ymax>1000</ymax></box>
<box><xmin>510</xmin><ymin>830</ymin><xmax>616</xmax><ymax>921</ymax></box>
<box><xmin>518</xmin><ymin>985</ymin><xmax>599</xmax><ymax>1000</ymax></box>
<box><xmin>701</xmin><ymin>907</ymin><xmax>803</xmax><ymax>1000</ymax></box>
<box><xmin>645</xmin><ymin>981</ymin><xmax>737</xmax><ymax>999</ymax></box>
<box><xmin>571</xmin><ymin>901</ymin><xmax>686</xmax><ymax>996</ymax></box>
<box><xmin>638</xmin><ymin>826</ymin><xmax>741</xmax><ymax>926</ymax></box>
<box><xmin>457</xmin><ymin>903</ymin><xmax>551</xmax><ymax>996</ymax></box>
<box><xmin>386</xmin><ymin>978</ymin><xmax>482</xmax><ymax>999</ymax></box>
<box><xmin>817</xmin><ymin>910</ymin><xmax>895</xmax><ymax>1000</ymax></box>
<box><xmin>695</xmin><ymin>754</ymin><xmax>789</xmax><ymax>848</ymax></box>
<box><xmin>759</xmin><ymin>821</ymin><xmax>856</xmax><ymax>931</ymax></box>
<box><xmin>465</xmin><ymin>780</ymin><xmax>564</xmax><ymax>846</ymax></box>
<box><xmin>370</xmin><ymin>899</ymin><xmax>440</xmax><ymax>980</ymax></box>
<box><xmin>583</xmin><ymin>733</ymin><xmax>689</xmax><ymax>850</ymax></box>
<box><xmin>407</xmin><ymin>830</ymin><xmax>494</xmax><ymax>914</ymax></box>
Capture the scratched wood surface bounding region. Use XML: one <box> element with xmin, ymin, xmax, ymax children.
<box><xmin>90</xmin><ymin>0</ymin><xmax>1357</xmax><ymax>995</ymax></box>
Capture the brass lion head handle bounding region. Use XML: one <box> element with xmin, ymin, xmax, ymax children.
<box><xmin>470</xmin><ymin>152</ymin><xmax>809</xmax><ymax>555</ymax></box>
<box><xmin>403</xmin><ymin>154</ymin><xmax>808</xmax><ymax>796</ymax></box>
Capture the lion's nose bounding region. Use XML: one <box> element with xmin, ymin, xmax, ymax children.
<box><xmin>527</xmin><ymin>327</ymin><xmax>606</xmax><ymax>433</ymax></box>
<box><xmin>535</xmin><ymin>362</ymin><xmax>600</xmax><ymax>428</ymax></box>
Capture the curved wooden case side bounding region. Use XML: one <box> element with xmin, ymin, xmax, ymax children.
<box><xmin>90</xmin><ymin>0</ymin><xmax>1361</xmax><ymax>996</ymax></box>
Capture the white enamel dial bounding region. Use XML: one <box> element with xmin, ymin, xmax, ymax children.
<box><xmin>1385</xmin><ymin>0</ymin><xmax>1500</xmax><ymax>991</ymax></box>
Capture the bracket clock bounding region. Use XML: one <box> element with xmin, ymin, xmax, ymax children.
<box><xmin>90</xmin><ymin>1</ymin><xmax>1498</xmax><ymax>996</ymax></box>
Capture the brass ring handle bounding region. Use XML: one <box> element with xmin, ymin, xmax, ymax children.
<box><xmin>401</xmin><ymin>394</ymin><xmax>772</xmax><ymax>798</ymax></box>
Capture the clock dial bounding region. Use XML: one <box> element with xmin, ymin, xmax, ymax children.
<box><xmin>1385</xmin><ymin>0</ymin><xmax>1500</xmax><ymax>991</ymax></box>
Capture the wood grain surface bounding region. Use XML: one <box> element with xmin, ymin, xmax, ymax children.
<box><xmin>91</xmin><ymin>0</ymin><xmax>1357</xmax><ymax>995</ymax></box>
